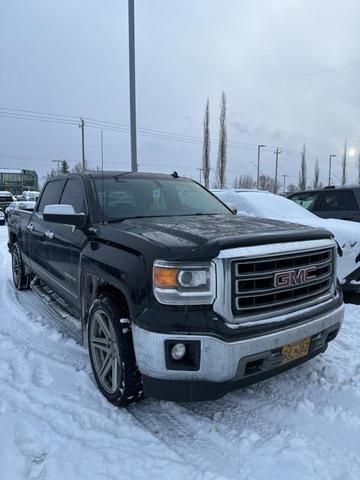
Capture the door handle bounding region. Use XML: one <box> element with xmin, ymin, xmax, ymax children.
<box><xmin>27</xmin><ymin>224</ymin><xmax>34</xmax><ymax>232</ymax></box>
<box><xmin>44</xmin><ymin>230</ymin><xmax>54</xmax><ymax>240</ymax></box>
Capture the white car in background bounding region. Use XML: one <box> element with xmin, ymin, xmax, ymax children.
<box><xmin>5</xmin><ymin>200</ymin><xmax>37</xmax><ymax>222</ymax></box>
<box><xmin>22</xmin><ymin>190</ymin><xmax>40</xmax><ymax>201</ymax></box>
<box><xmin>213</xmin><ymin>189</ymin><xmax>360</xmax><ymax>292</ymax></box>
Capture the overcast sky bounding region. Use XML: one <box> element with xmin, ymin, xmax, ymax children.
<box><xmin>1</xmin><ymin>0</ymin><xmax>359</xmax><ymax>187</ymax></box>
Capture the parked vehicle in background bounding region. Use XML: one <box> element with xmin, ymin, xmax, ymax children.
<box><xmin>7</xmin><ymin>173</ymin><xmax>344</xmax><ymax>406</ymax></box>
<box><xmin>288</xmin><ymin>186</ymin><xmax>360</xmax><ymax>222</ymax></box>
<box><xmin>213</xmin><ymin>189</ymin><xmax>360</xmax><ymax>293</ymax></box>
<box><xmin>5</xmin><ymin>201</ymin><xmax>37</xmax><ymax>222</ymax></box>
<box><xmin>22</xmin><ymin>190</ymin><xmax>40</xmax><ymax>201</ymax></box>
<box><xmin>0</xmin><ymin>191</ymin><xmax>15</xmax><ymax>211</ymax></box>
<box><xmin>0</xmin><ymin>209</ymin><xmax>5</xmax><ymax>226</ymax></box>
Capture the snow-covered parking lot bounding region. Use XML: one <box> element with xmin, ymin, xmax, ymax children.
<box><xmin>1</xmin><ymin>225</ymin><xmax>360</xmax><ymax>480</ymax></box>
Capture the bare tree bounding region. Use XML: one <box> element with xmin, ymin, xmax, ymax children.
<box><xmin>342</xmin><ymin>139</ymin><xmax>347</xmax><ymax>185</ymax></box>
<box><xmin>202</xmin><ymin>98</ymin><xmax>210</xmax><ymax>189</ymax></box>
<box><xmin>259</xmin><ymin>175</ymin><xmax>276</xmax><ymax>192</ymax></box>
<box><xmin>72</xmin><ymin>159</ymin><xmax>92</xmax><ymax>172</ymax></box>
<box><xmin>236</xmin><ymin>174</ymin><xmax>255</xmax><ymax>189</ymax></box>
<box><xmin>287</xmin><ymin>183</ymin><xmax>298</xmax><ymax>193</ymax></box>
<box><xmin>313</xmin><ymin>158</ymin><xmax>320</xmax><ymax>189</ymax></box>
<box><xmin>216</xmin><ymin>92</ymin><xmax>227</xmax><ymax>189</ymax></box>
<box><xmin>298</xmin><ymin>143</ymin><xmax>307</xmax><ymax>190</ymax></box>
<box><xmin>45</xmin><ymin>168</ymin><xmax>57</xmax><ymax>179</ymax></box>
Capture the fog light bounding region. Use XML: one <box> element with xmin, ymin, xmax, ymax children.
<box><xmin>171</xmin><ymin>343</ymin><xmax>186</xmax><ymax>360</ymax></box>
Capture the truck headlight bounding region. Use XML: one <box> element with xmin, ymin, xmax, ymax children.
<box><xmin>153</xmin><ymin>260</ymin><xmax>216</xmax><ymax>305</ymax></box>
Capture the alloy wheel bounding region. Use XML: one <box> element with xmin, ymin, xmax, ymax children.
<box><xmin>90</xmin><ymin>310</ymin><xmax>122</xmax><ymax>394</ymax></box>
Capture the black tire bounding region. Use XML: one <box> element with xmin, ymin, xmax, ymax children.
<box><xmin>87</xmin><ymin>294</ymin><xmax>144</xmax><ymax>407</ymax></box>
<box><xmin>12</xmin><ymin>243</ymin><xmax>31</xmax><ymax>290</ymax></box>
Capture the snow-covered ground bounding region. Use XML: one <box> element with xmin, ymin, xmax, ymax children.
<box><xmin>1</xmin><ymin>226</ymin><xmax>360</xmax><ymax>480</ymax></box>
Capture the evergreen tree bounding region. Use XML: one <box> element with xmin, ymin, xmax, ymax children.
<box><xmin>60</xmin><ymin>159</ymin><xmax>70</xmax><ymax>175</ymax></box>
<box><xmin>298</xmin><ymin>143</ymin><xmax>307</xmax><ymax>190</ymax></box>
<box><xmin>313</xmin><ymin>158</ymin><xmax>320</xmax><ymax>189</ymax></box>
<box><xmin>202</xmin><ymin>98</ymin><xmax>210</xmax><ymax>189</ymax></box>
<box><xmin>216</xmin><ymin>92</ymin><xmax>227</xmax><ymax>188</ymax></box>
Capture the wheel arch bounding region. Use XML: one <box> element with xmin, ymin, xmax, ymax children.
<box><xmin>81</xmin><ymin>270</ymin><xmax>132</xmax><ymax>345</ymax></box>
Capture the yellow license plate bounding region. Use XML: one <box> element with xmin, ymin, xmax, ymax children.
<box><xmin>282</xmin><ymin>337</ymin><xmax>311</xmax><ymax>362</ymax></box>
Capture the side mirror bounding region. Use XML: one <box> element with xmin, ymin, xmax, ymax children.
<box><xmin>43</xmin><ymin>204</ymin><xmax>87</xmax><ymax>229</ymax></box>
<box><xmin>226</xmin><ymin>202</ymin><xmax>238</xmax><ymax>215</ymax></box>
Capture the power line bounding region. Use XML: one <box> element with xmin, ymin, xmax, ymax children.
<box><xmin>0</xmin><ymin>105</ymin><xmax>341</xmax><ymax>163</ymax></box>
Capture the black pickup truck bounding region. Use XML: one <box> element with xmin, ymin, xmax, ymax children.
<box><xmin>8</xmin><ymin>172</ymin><xmax>344</xmax><ymax>406</ymax></box>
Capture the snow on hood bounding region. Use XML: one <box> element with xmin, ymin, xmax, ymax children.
<box><xmin>214</xmin><ymin>189</ymin><xmax>360</xmax><ymax>281</ymax></box>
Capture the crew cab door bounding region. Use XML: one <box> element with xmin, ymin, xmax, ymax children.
<box><xmin>315</xmin><ymin>189</ymin><xmax>360</xmax><ymax>221</ymax></box>
<box><xmin>28</xmin><ymin>178</ymin><xmax>65</xmax><ymax>274</ymax></box>
<box><xmin>43</xmin><ymin>177</ymin><xmax>88</xmax><ymax>307</ymax></box>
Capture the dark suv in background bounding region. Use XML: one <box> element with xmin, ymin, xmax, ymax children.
<box><xmin>288</xmin><ymin>186</ymin><xmax>360</xmax><ymax>222</ymax></box>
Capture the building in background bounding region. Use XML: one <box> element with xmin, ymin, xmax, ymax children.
<box><xmin>0</xmin><ymin>168</ymin><xmax>38</xmax><ymax>195</ymax></box>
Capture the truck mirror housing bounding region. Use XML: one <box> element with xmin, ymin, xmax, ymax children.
<box><xmin>43</xmin><ymin>204</ymin><xmax>87</xmax><ymax>229</ymax></box>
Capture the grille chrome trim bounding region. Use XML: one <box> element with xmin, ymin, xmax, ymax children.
<box><xmin>234</xmin><ymin>271</ymin><xmax>332</xmax><ymax>297</ymax></box>
<box><xmin>234</xmin><ymin>258</ymin><xmax>332</xmax><ymax>280</ymax></box>
<box><xmin>213</xmin><ymin>239</ymin><xmax>337</xmax><ymax>325</ymax></box>
<box><xmin>234</xmin><ymin>280</ymin><xmax>331</xmax><ymax>311</ymax></box>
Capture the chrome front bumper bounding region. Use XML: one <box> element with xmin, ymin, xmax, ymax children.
<box><xmin>132</xmin><ymin>304</ymin><xmax>344</xmax><ymax>383</ymax></box>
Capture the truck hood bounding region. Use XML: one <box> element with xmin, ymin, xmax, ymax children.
<box><xmin>108</xmin><ymin>214</ymin><xmax>332</xmax><ymax>259</ymax></box>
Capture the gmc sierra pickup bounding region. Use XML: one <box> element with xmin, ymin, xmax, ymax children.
<box><xmin>7</xmin><ymin>172</ymin><xmax>344</xmax><ymax>406</ymax></box>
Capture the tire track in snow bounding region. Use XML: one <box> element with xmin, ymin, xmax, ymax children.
<box><xmin>128</xmin><ymin>400</ymin><xmax>253</xmax><ymax>480</ymax></box>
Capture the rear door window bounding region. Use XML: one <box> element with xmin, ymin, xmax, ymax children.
<box><xmin>37</xmin><ymin>180</ymin><xmax>64</xmax><ymax>213</ymax></box>
<box><xmin>317</xmin><ymin>190</ymin><xmax>358</xmax><ymax>212</ymax></box>
<box><xmin>60</xmin><ymin>178</ymin><xmax>86</xmax><ymax>213</ymax></box>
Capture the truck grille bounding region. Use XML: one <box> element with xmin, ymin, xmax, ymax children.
<box><xmin>232</xmin><ymin>248</ymin><xmax>333</xmax><ymax>317</ymax></box>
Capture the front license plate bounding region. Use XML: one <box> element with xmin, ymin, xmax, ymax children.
<box><xmin>282</xmin><ymin>337</ymin><xmax>311</xmax><ymax>362</ymax></box>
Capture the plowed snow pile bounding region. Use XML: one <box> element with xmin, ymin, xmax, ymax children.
<box><xmin>0</xmin><ymin>227</ymin><xmax>359</xmax><ymax>480</ymax></box>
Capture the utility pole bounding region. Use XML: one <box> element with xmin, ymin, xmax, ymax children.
<box><xmin>80</xmin><ymin>118</ymin><xmax>86</xmax><ymax>171</ymax></box>
<box><xmin>274</xmin><ymin>148</ymin><xmax>281</xmax><ymax>194</ymax></box>
<box><xmin>128</xmin><ymin>0</ymin><xmax>138</xmax><ymax>172</ymax></box>
<box><xmin>328</xmin><ymin>154</ymin><xmax>337</xmax><ymax>186</ymax></box>
<box><xmin>101</xmin><ymin>130</ymin><xmax>104</xmax><ymax>171</ymax></box>
<box><xmin>256</xmin><ymin>144</ymin><xmax>266</xmax><ymax>189</ymax></box>
<box><xmin>52</xmin><ymin>159</ymin><xmax>62</xmax><ymax>175</ymax></box>
<box><xmin>282</xmin><ymin>174</ymin><xmax>288</xmax><ymax>194</ymax></box>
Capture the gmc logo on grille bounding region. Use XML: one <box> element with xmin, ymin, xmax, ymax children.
<box><xmin>274</xmin><ymin>266</ymin><xmax>317</xmax><ymax>288</ymax></box>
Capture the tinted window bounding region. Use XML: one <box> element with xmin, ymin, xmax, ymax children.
<box><xmin>60</xmin><ymin>178</ymin><xmax>86</xmax><ymax>213</ymax></box>
<box><xmin>318</xmin><ymin>190</ymin><xmax>358</xmax><ymax>212</ymax></box>
<box><xmin>37</xmin><ymin>180</ymin><xmax>64</xmax><ymax>213</ymax></box>
<box><xmin>289</xmin><ymin>192</ymin><xmax>319</xmax><ymax>210</ymax></box>
<box><xmin>93</xmin><ymin>177</ymin><xmax>230</xmax><ymax>221</ymax></box>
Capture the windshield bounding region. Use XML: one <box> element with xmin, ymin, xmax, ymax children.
<box><xmin>93</xmin><ymin>177</ymin><xmax>230</xmax><ymax>221</ymax></box>
<box><xmin>214</xmin><ymin>190</ymin><xmax>317</xmax><ymax>221</ymax></box>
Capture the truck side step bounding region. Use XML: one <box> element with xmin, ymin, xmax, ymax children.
<box><xmin>16</xmin><ymin>278</ymin><xmax>83</xmax><ymax>344</ymax></box>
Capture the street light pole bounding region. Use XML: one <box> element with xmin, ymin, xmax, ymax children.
<box><xmin>80</xmin><ymin>118</ymin><xmax>86</xmax><ymax>171</ymax></box>
<box><xmin>257</xmin><ymin>144</ymin><xmax>266</xmax><ymax>189</ymax></box>
<box><xmin>197</xmin><ymin>168</ymin><xmax>204</xmax><ymax>184</ymax></box>
<box><xmin>328</xmin><ymin>154</ymin><xmax>337</xmax><ymax>186</ymax></box>
<box><xmin>52</xmin><ymin>159</ymin><xmax>62</xmax><ymax>175</ymax></box>
<box><xmin>274</xmin><ymin>148</ymin><xmax>282</xmax><ymax>193</ymax></box>
<box><xmin>128</xmin><ymin>0</ymin><xmax>138</xmax><ymax>172</ymax></box>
